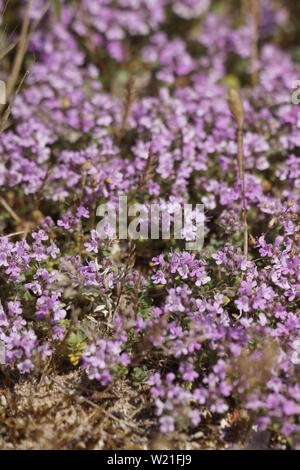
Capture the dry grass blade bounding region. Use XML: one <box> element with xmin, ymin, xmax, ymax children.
<box><xmin>0</xmin><ymin>230</ymin><xmax>26</xmax><ymax>239</ymax></box>
<box><xmin>250</xmin><ymin>0</ymin><xmax>261</xmax><ymax>87</ymax></box>
<box><xmin>0</xmin><ymin>69</ymin><xmax>29</xmax><ymax>132</ymax></box>
<box><xmin>0</xmin><ymin>195</ymin><xmax>21</xmax><ymax>224</ymax></box>
<box><xmin>113</xmin><ymin>239</ymin><xmax>136</xmax><ymax>319</ymax></box>
<box><xmin>0</xmin><ymin>42</ymin><xmax>16</xmax><ymax>61</ymax></box>
<box><xmin>227</xmin><ymin>88</ymin><xmax>248</xmax><ymax>258</ymax></box>
<box><xmin>241</xmin><ymin>0</ymin><xmax>248</xmax><ymax>18</ymax></box>
<box><xmin>116</xmin><ymin>76</ymin><xmax>135</xmax><ymax>144</ymax></box>
<box><xmin>137</xmin><ymin>145</ymin><xmax>157</xmax><ymax>194</ymax></box>
<box><xmin>4</xmin><ymin>0</ymin><xmax>33</xmax><ymax>101</ymax></box>
<box><xmin>0</xmin><ymin>2</ymin><xmax>49</xmax><ymax>83</ymax></box>
<box><xmin>0</xmin><ymin>2</ymin><xmax>49</xmax><ymax>122</ymax></box>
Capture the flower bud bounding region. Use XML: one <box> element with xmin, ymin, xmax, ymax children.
<box><xmin>228</xmin><ymin>88</ymin><xmax>244</xmax><ymax>129</ymax></box>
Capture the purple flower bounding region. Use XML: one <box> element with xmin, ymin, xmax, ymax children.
<box><xmin>152</xmin><ymin>270</ymin><xmax>167</xmax><ymax>285</ymax></box>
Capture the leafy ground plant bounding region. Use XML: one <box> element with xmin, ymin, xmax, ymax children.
<box><xmin>0</xmin><ymin>0</ymin><xmax>299</xmax><ymax>450</ymax></box>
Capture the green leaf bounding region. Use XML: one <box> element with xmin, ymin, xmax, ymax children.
<box><xmin>23</xmin><ymin>291</ymin><xmax>33</xmax><ymax>301</ymax></box>
<box><xmin>132</xmin><ymin>366</ymin><xmax>148</xmax><ymax>384</ymax></box>
<box><xmin>51</xmin><ymin>0</ymin><xmax>61</xmax><ymax>21</ymax></box>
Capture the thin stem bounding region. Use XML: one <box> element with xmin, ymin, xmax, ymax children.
<box><xmin>1</xmin><ymin>230</ymin><xmax>25</xmax><ymax>239</ymax></box>
<box><xmin>116</xmin><ymin>76</ymin><xmax>135</xmax><ymax>144</ymax></box>
<box><xmin>241</xmin><ymin>0</ymin><xmax>248</xmax><ymax>18</ymax></box>
<box><xmin>0</xmin><ymin>195</ymin><xmax>21</xmax><ymax>224</ymax></box>
<box><xmin>228</xmin><ymin>88</ymin><xmax>249</xmax><ymax>259</ymax></box>
<box><xmin>237</xmin><ymin>127</ymin><xmax>248</xmax><ymax>258</ymax></box>
<box><xmin>137</xmin><ymin>145</ymin><xmax>156</xmax><ymax>194</ymax></box>
<box><xmin>0</xmin><ymin>70</ymin><xmax>29</xmax><ymax>132</ymax></box>
<box><xmin>0</xmin><ymin>42</ymin><xmax>16</xmax><ymax>61</ymax></box>
<box><xmin>5</xmin><ymin>0</ymin><xmax>32</xmax><ymax>100</ymax></box>
<box><xmin>250</xmin><ymin>0</ymin><xmax>261</xmax><ymax>87</ymax></box>
<box><xmin>113</xmin><ymin>239</ymin><xmax>136</xmax><ymax>319</ymax></box>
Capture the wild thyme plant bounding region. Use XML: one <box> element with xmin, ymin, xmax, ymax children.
<box><xmin>0</xmin><ymin>0</ymin><xmax>299</xmax><ymax>449</ymax></box>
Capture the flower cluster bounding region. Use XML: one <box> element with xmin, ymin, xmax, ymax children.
<box><xmin>0</xmin><ymin>0</ymin><xmax>299</xmax><ymax>448</ymax></box>
<box><xmin>82</xmin><ymin>335</ymin><xmax>130</xmax><ymax>386</ymax></box>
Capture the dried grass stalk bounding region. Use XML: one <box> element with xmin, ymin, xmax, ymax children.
<box><xmin>5</xmin><ymin>0</ymin><xmax>32</xmax><ymax>101</ymax></box>
<box><xmin>137</xmin><ymin>145</ymin><xmax>157</xmax><ymax>194</ymax></box>
<box><xmin>228</xmin><ymin>88</ymin><xmax>248</xmax><ymax>258</ymax></box>
<box><xmin>117</xmin><ymin>76</ymin><xmax>135</xmax><ymax>144</ymax></box>
<box><xmin>250</xmin><ymin>0</ymin><xmax>261</xmax><ymax>87</ymax></box>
